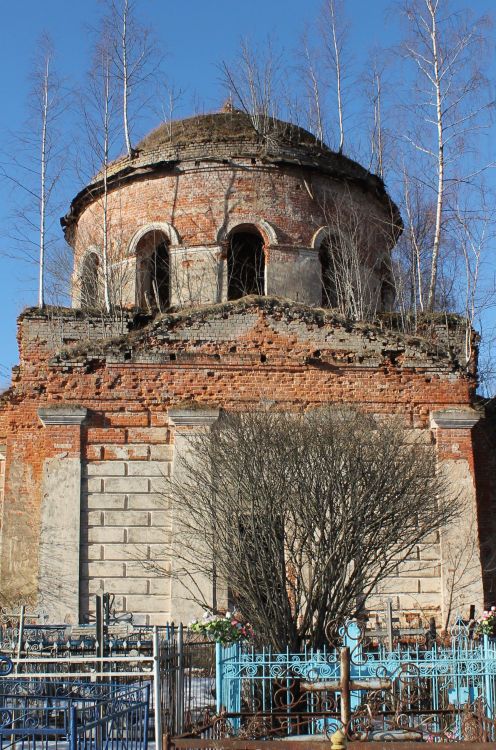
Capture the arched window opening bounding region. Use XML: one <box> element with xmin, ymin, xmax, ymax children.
<box><xmin>136</xmin><ymin>232</ymin><xmax>170</xmax><ymax>311</ymax></box>
<box><xmin>319</xmin><ymin>235</ymin><xmax>342</xmax><ymax>308</ymax></box>
<box><xmin>227</xmin><ymin>229</ymin><xmax>265</xmax><ymax>301</ymax></box>
<box><xmin>81</xmin><ymin>252</ymin><xmax>101</xmax><ymax>309</ymax></box>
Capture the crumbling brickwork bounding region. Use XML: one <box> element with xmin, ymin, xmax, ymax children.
<box><xmin>0</xmin><ymin>110</ymin><xmax>490</xmax><ymax>626</ymax></box>
<box><xmin>0</xmin><ymin>299</ymin><xmax>487</xmax><ymax>624</ymax></box>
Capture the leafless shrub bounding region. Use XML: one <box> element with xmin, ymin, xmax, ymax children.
<box><xmin>166</xmin><ymin>407</ymin><xmax>458</xmax><ymax>650</ymax></box>
<box><xmin>317</xmin><ymin>188</ymin><xmax>396</xmax><ymax>321</ymax></box>
<box><xmin>220</xmin><ymin>38</ymin><xmax>283</xmax><ymax>142</ymax></box>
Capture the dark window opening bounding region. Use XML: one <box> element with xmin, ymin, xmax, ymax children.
<box><xmin>380</xmin><ymin>263</ymin><xmax>395</xmax><ymax>310</ymax></box>
<box><xmin>319</xmin><ymin>236</ymin><xmax>341</xmax><ymax>308</ymax></box>
<box><xmin>227</xmin><ymin>230</ymin><xmax>265</xmax><ymax>300</ymax></box>
<box><xmin>137</xmin><ymin>233</ymin><xmax>170</xmax><ymax>311</ymax></box>
<box><xmin>81</xmin><ymin>252</ymin><xmax>101</xmax><ymax>309</ymax></box>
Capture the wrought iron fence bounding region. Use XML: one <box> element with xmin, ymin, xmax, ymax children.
<box><xmin>159</xmin><ymin>624</ymin><xmax>216</xmax><ymax>735</ymax></box>
<box><xmin>214</xmin><ymin>622</ymin><xmax>496</xmax><ymax>742</ymax></box>
<box><xmin>0</xmin><ymin>674</ymin><xmax>150</xmax><ymax>750</ymax></box>
<box><xmin>10</xmin><ymin>616</ymin><xmax>493</xmax><ymax>742</ymax></box>
<box><xmin>0</xmin><ymin>622</ymin><xmax>216</xmax><ymax>739</ymax></box>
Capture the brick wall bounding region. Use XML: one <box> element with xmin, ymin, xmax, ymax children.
<box><xmin>71</xmin><ymin>163</ymin><xmax>395</xmax><ymax>311</ymax></box>
<box><xmin>0</xmin><ymin>300</ymin><xmax>485</xmax><ymax>622</ymax></box>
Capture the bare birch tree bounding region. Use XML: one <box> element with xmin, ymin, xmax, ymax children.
<box><xmin>391</xmin><ymin>167</ymin><xmax>437</xmax><ymax>326</ymax></box>
<box><xmin>103</xmin><ymin>0</ymin><xmax>161</xmax><ymax>156</ymax></box>
<box><xmin>363</xmin><ymin>55</ymin><xmax>389</xmax><ymax>179</ymax></box>
<box><xmin>296</xmin><ymin>33</ymin><xmax>326</xmax><ymax>144</ymax></box>
<box><xmin>79</xmin><ymin>30</ymin><xmax>120</xmax><ymax>313</ymax></box>
<box><xmin>320</xmin><ymin>0</ymin><xmax>349</xmax><ymax>154</ymax></box>
<box><xmin>165</xmin><ymin>408</ymin><xmax>457</xmax><ymax>650</ymax></box>
<box><xmin>1</xmin><ymin>34</ymin><xmax>67</xmax><ymax>308</ymax></box>
<box><xmin>453</xmin><ymin>190</ymin><xmax>495</xmax><ymax>365</ymax></box>
<box><xmin>399</xmin><ymin>0</ymin><xmax>493</xmax><ymax>311</ymax></box>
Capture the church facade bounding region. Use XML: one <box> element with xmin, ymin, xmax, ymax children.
<box><xmin>0</xmin><ymin>110</ymin><xmax>494</xmax><ymax>626</ymax></box>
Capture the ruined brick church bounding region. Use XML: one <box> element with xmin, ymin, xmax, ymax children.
<box><xmin>0</xmin><ymin>109</ymin><xmax>495</xmax><ymax>626</ymax></box>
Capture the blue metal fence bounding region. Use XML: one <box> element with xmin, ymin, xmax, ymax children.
<box><xmin>215</xmin><ymin>623</ymin><xmax>496</xmax><ymax>740</ymax></box>
<box><xmin>0</xmin><ymin>673</ymin><xmax>150</xmax><ymax>750</ymax></box>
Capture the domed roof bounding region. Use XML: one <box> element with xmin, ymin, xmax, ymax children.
<box><xmin>133</xmin><ymin>110</ymin><xmax>378</xmax><ymax>185</ymax></box>
<box><xmin>62</xmin><ymin>109</ymin><xmax>401</xmax><ymax>236</ymax></box>
<box><xmin>136</xmin><ymin>110</ymin><xmax>328</xmax><ymax>156</ymax></box>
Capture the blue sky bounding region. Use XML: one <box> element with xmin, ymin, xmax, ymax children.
<box><xmin>0</xmin><ymin>0</ymin><xmax>495</xmax><ymax>389</ymax></box>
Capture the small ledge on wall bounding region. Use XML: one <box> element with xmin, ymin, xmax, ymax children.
<box><xmin>168</xmin><ymin>408</ymin><xmax>219</xmax><ymax>429</ymax></box>
<box><xmin>38</xmin><ymin>406</ymin><xmax>88</xmax><ymax>427</ymax></box>
<box><xmin>430</xmin><ymin>409</ymin><xmax>481</xmax><ymax>430</ymax></box>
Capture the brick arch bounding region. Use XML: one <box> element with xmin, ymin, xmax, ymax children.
<box><xmin>79</xmin><ymin>245</ymin><xmax>103</xmax><ymax>266</ymax></box>
<box><xmin>127</xmin><ymin>222</ymin><xmax>181</xmax><ymax>257</ymax></box>
<box><xmin>311</xmin><ymin>226</ymin><xmax>331</xmax><ymax>250</ymax></box>
<box><xmin>217</xmin><ymin>218</ymin><xmax>278</xmax><ymax>247</ymax></box>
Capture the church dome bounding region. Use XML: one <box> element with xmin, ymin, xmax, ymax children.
<box><xmin>133</xmin><ymin>110</ymin><xmax>382</xmax><ymax>188</ymax></box>
<box><xmin>63</xmin><ymin>108</ymin><xmax>402</xmax><ymax>317</ymax></box>
<box><xmin>62</xmin><ymin>110</ymin><xmax>400</xmax><ymax>234</ymax></box>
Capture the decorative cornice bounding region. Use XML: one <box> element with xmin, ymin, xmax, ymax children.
<box><xmin>168</xmin><ymin>408</ymin><xmax>219</xmax><ymax>428</ymax></box>
<box><xmin>430</xmin><ymin>409</ymin><xmax>481</xmax><ymax>430</ymax></box>
<box><xmin>38</xmin><ymin>406</ymin><xmax>88</xmax><ymax>427</ymax></box>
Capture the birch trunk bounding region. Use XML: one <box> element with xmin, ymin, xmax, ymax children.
<box><xmin>102</xmin><ymin>58</ymin><xmax>112</xmax><ymax>314</ymax></box>
<box><xmin>426</xmin><ymin>0</ymin><xmax>444</xmax><ymax>311</ymax></box>
<box><xmin>329</xmin><ymin>0</ymin><xmax>344</xmax><ymax>154</ymax></box>
<box><xmin>374</xmin><ymin>71</ymin><xmax>383</xmax><ymax>179</ymax></box>
<box><xmin>121</xmin><ymin>0</ymin><xmax>132</xmax><ymax>157</ymax></box>
<box><xmin>38</xmin><ymin>56</ymin><xmax>49</xmax><ymax>309</ymax></box>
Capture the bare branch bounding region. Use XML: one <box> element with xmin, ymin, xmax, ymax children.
<box><xmin>157</xmin><ymin>408</ymin><xmax>457</xmax><ymax>650</ymax></box>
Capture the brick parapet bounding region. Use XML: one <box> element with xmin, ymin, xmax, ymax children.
<box><xmin>1</xmin><ymin>300</ymin><xmax>476</xmax><ymax>431</ymax></box>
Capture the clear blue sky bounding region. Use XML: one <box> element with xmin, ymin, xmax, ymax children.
<box><xmin>0</xmin><ymin>0</ymin><xmax>494</xmax><ymax>389</ymax></box>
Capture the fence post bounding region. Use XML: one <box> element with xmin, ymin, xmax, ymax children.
<box><xmin>215</xmin><ymin>641</ymin><xmax>222</xmax><ymax>714</ymax></box>
<box><xmin>484</xmin><ymin>634</ymin><xmax>494</xmax><ymax>720</ymax></box>
<box><xmin>340</xmin><ymin>647</ymin><xmax>351</xmax><ymax>731</ymax></box>
<box><xmin>14</xmin><ymin>605</ymin><xmax>25</xmax><ymax>674</ymax></box>
<box><xmin>343</xmin><ymin>621</ymin><xmax>362</xmax><ymax>714</ymax></box>
<box><xmin>153</xmin><ymin>626</ymin><xmax>163</xmax><ymax>749</ymax></box>
<box><xmin>96</xmin><ymin>595</ymin><xmax>104</xmax><ymax>658</ymax></box>
<box><xmin>69</xmin><ymin>704</ymin><xmax>77</xmax><ymax>750</ymax></box>
<box><xmin>385</xmin><ymin>599</ymin><xmax>394</xmax><ymax>652</ymax></box>
<box><xmin>175</xmin><ymin>623</ymin><xmax>184</xmax><ymax>734</ymax></box>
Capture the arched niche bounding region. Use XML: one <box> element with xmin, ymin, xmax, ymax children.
<box><xmin>227</xmin><ymin>225</ymin><xmax>266</xmax><ymax>300</ymax></box>
<box><xmin>135</xmin><ymin>229</ymin><xmax>170</xmax><ymax>311</ymax></box>
<box><xmin>80</xmin><ymin>249</ymin><xmax>102</xmax><ymax>309</ymax></box>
